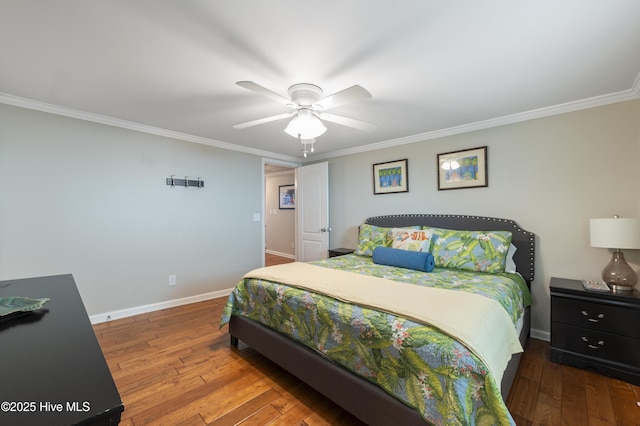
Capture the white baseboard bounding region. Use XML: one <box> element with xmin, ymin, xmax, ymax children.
<box><xmin>90</xmin><ymin>288</ymin><xmax>234</xmax><ymax>324</ymax></box>
<box><xmin>530</xmin><ymin>328</ymin><xmax>550</xmax><ymax>342</ymax></box>
<box><xmin>265</xmin><ymin>249</ymin><xmax>295</xmax><ymax>259</ymax></box>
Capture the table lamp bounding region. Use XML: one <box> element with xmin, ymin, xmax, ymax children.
<box><xmin>590</xmin><ymin>216</ymin><xmax>640</xmax><ymax>292</ymax></box>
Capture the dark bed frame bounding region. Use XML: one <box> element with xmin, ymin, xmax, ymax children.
<box><xmin>229</xmin><ymin>214</ymin><xmax>535</xmax><ymax>425</ymax></box>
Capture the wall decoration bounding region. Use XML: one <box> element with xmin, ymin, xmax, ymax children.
<box><xmin>373</xmin><ymin>159</ymin><xmax>409</xmax><ymax>194</ymax></box>
<box><xmin>279</xmin><ymin>184</ymin><xmax>295</xmax><ymax>209</ymax></box>
<box><xmin>437</xmin><ymin>146</ymin><xmax>487</xmax><ymax>190</ymax></box>
<box><xmin>166</xmin><ymin>175</ymin><xmax>204</xmax><ymax>188</ymax></box>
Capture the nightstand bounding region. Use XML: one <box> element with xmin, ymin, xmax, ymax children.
<box><xmin>328</xmin><ymin>248</ymin><xmax>355</xmax><ymax>258</ymax></box>
<box><xmin>549</xmin><ymin>277</ymin><xmax>640</xmax><ymax>385</ymax></box>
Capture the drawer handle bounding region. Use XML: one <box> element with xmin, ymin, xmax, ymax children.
<box><xmin>581</xmin><ymin>336</ymin><xmax>605</xmax><ymax>349</ymax></box>
<box><xmin>581</xmin><ymin>310</ymin><xmax>604</xmax><ymax>322</ymax></box>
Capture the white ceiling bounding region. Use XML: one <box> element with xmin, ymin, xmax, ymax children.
<box><xmin>2</xmin><ymin>1</ymin><xmax>640</xmax><ymax>162</ymax></box>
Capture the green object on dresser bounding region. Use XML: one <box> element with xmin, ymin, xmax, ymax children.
<box><xmin>0</xmin><ymin>296</ymin><xmax>50</xmax><ymax>316</ymax></box>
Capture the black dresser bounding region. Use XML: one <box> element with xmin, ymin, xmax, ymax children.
<box><xmin>0</xmin><ymin>274</ymin><xmax>123</xmax><ymax>425</ymax></box>
<box><xmin>550</xmin><ymin>276</ymin><xmax>640</xmax><ymax>385</ymax></box>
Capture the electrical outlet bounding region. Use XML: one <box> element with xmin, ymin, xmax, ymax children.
<box><xmin>169</xmin><ymin>275</ymin><xmax>176</xmax><ymax>286</ymax></box>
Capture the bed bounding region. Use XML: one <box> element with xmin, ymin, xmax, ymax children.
<box><xmin>221</xmin><ymin>214</ymin><xmax>535</xmax><ymax>425</ymax></box>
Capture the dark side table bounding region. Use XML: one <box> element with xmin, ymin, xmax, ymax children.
<box><xmin>549</xmin><ymin>276</ymin><xmax>640</xmax><ymax>385</ymax></box>
<box><xmin>0</xmin><ymin>274</ymin><xmax>123</xmax><ymax>425</ymax></box>
<box><xmin>328</xmin><ymin>248</ymin><xmax>355</xmax><ymax>258</ymax></box>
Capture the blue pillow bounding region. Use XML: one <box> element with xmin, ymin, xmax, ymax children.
<box><xmin>372</xmin><ymin>247</ymin><xmax>434</xmax><ymax>272</ymax></box>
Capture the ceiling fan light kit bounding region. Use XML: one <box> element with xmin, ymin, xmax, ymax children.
<box><xmin>284</xmin><ymin>108</ymin><xmax>327</xmax><ymax>139</ymax></box>
<box><xmin>234</xmin><ymin>81</ymin><xmax>375</xmax><ymax>156</ymax></box>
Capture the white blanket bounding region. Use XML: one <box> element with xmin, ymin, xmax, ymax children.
<box><xmin>244</xmin><ymin>262</ymin><xmax>523</xmax><ymax>384</ymax></box>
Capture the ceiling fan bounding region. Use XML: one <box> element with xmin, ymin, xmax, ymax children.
<box><xmin>233</xmin><ymin>81</ymin><xmax>376</xmax><ymax>139</ymax></box>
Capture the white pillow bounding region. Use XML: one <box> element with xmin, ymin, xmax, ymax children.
<box><xmin>505</xmin><ymin>244</ymin><xmax>517</xmax><ymax>274</ymax></box>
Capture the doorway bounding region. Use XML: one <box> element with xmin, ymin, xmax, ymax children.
<box><xmin>263</xmin><ymin>161</ymin><xmax>297</xmax><ymax>266</ymax></box>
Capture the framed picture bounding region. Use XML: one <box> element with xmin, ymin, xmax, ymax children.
<box><xmin>437</xmin><ymin>146</ymin><xmax>487</xmax><ymax>190</ymax></box>
<box><xmin>279</xmin><ymin>184</ymin><xmax>295</xmax><ymax>209</ymax></box>
<box><xmin>373</xmin><ymin>159</ymin><xmax>409</xmax><ymax>194</ymax></box>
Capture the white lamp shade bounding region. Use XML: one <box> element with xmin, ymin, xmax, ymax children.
<box><xmin>284</xmin><ymin>109</ymin><xmax>326</xmax><ymax>139</ymax></box>
<box><xmin>590</xmin><ymin>217</ymin><xmax>640</xmax><ymax>249</ymax></box>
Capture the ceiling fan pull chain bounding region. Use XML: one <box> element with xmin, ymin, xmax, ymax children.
<box><xmin>299</xmin><ymin>134</ymin><xmax>308</xmax><ymax>158</ymax></box>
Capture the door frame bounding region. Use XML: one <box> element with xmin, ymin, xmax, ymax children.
<box><xmin>261</xmin><ymin>158</ymin><xmax>300</xmax><ymax>266</ymax></box>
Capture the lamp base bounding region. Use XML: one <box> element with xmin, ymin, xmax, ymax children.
<box><xmin>609</xmin><ymin>284</ymin><xmax>634</xmax><ymax>292</ymax></box>
<box><xmin>602</xmin><ymin>250</ymin><xmax>637</xmax><ymax>292</ymax></box>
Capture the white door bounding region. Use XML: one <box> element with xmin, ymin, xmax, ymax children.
<box><xmin>296</xmin><ymin>162</ymin><xmax>329</xmax><ymax>261</ymax></box>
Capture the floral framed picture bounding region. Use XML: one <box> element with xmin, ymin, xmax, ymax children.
<box><xmin>373</xmin><ymin>159</ymin><xmax>408</xmax><ymax>194</ymax></box>
<box><xmin>437</xmin><ymin>146</ymin><xmax>487</xmax><ymax>190</ymax></box>
<box><xmin>279</xmin><ymin>184</ymin><xmax>295</xmax><ymax>209</ymax></box>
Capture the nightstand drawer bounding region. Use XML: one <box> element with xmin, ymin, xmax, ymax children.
<box><xmin>551</xmin><ymin>323</ymin><xmax>640</xmax><ymax>367</ymax></box>
<box><xmin>551</xmin><ymin>296</ymin><xmax>640</xmax><ymax>338</ymax></box>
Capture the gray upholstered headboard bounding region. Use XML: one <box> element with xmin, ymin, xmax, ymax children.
<box><xmin>364</xmin><ymin>214</ymin><xmax>535</xmax><ymax>283</ymax></box>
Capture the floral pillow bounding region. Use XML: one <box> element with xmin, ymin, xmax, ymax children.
<box><xmin>390</xmin><ymin>228</ymin><xmax>433</xmax><ymax>252</ymax></box>
<box><xmin>355</xmin><ymin>224</ymin><xmax>420</xmax><ymax>256</ymax></box>
<box><xmin>429</xmin><ymin>227</ymin><xmax>513</xmax><ymax>273</ymax></box>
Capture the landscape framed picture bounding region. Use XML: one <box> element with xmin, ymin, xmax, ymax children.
<box><xmin>437</xmin><ymin>146</ymin><xmax>487</xmax><ymax>190</ymax></box>
<box><xmin>279</xmin><ymin>184</ymin><xmax>295</xmax><ymax>209</ymax></box>
<box><xmin>373</xmin><ymin>159</ymin><xmax>408</xmax><ymax>194</ymax></box>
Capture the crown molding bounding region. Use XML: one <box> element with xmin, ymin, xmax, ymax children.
<box><xmin>3</xmin><ymin>78</ymin><xmax>638</xmax><ymax>166</ymax></box>
<box><xmin>0</xmin><ymin>92</ymin><xmax>300</xmax><ymax>163</ymax></box>
<box><xmin>309</xmin><ymin>79</ymin><xmax>640</xmax><ymax>162</ymax></box>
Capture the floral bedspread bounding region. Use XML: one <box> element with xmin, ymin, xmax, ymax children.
<box><xmin>221</xmin><ymin>254</ymin><xmax>530</xmax><ymax>425</ymax></box>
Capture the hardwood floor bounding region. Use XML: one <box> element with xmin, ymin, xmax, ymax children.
<box><xmin>94</xmin><ymin>297</ymin><xmax>364</xmax><ymax>425</ymax></box>
<box><xmin>507</xmin><ymin>339</ymin><xmax>640</xmax><ymax>425</ymax></box>
<box><xmin>265</xmin><ymin>253</ymin><xmax>295</xmax><ymax>266</ymax></box>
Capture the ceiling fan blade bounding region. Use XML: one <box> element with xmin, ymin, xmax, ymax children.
<box><xmin>236</xmin><ymin>81</ymin><xmax>297</xmax><ymax>108</ymax></box>
<box><xmin>317</xmin><ymin>113</ymin><xmax>377</xmax><ymax>132</ymax></box>
<box><xmin>232</xmin><ymin>112</ymin><xmax>294</xmax><ymax>129</ymax></box>
<box><xmin>313</xmin><ymin>85</ymin><xmax>372</xmax><ymax>110</ymax></box>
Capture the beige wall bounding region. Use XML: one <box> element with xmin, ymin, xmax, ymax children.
<box><xmin>325</xmin><ymin>99</ymin><xmax>640</xmax><ymax>340</ymax></box>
